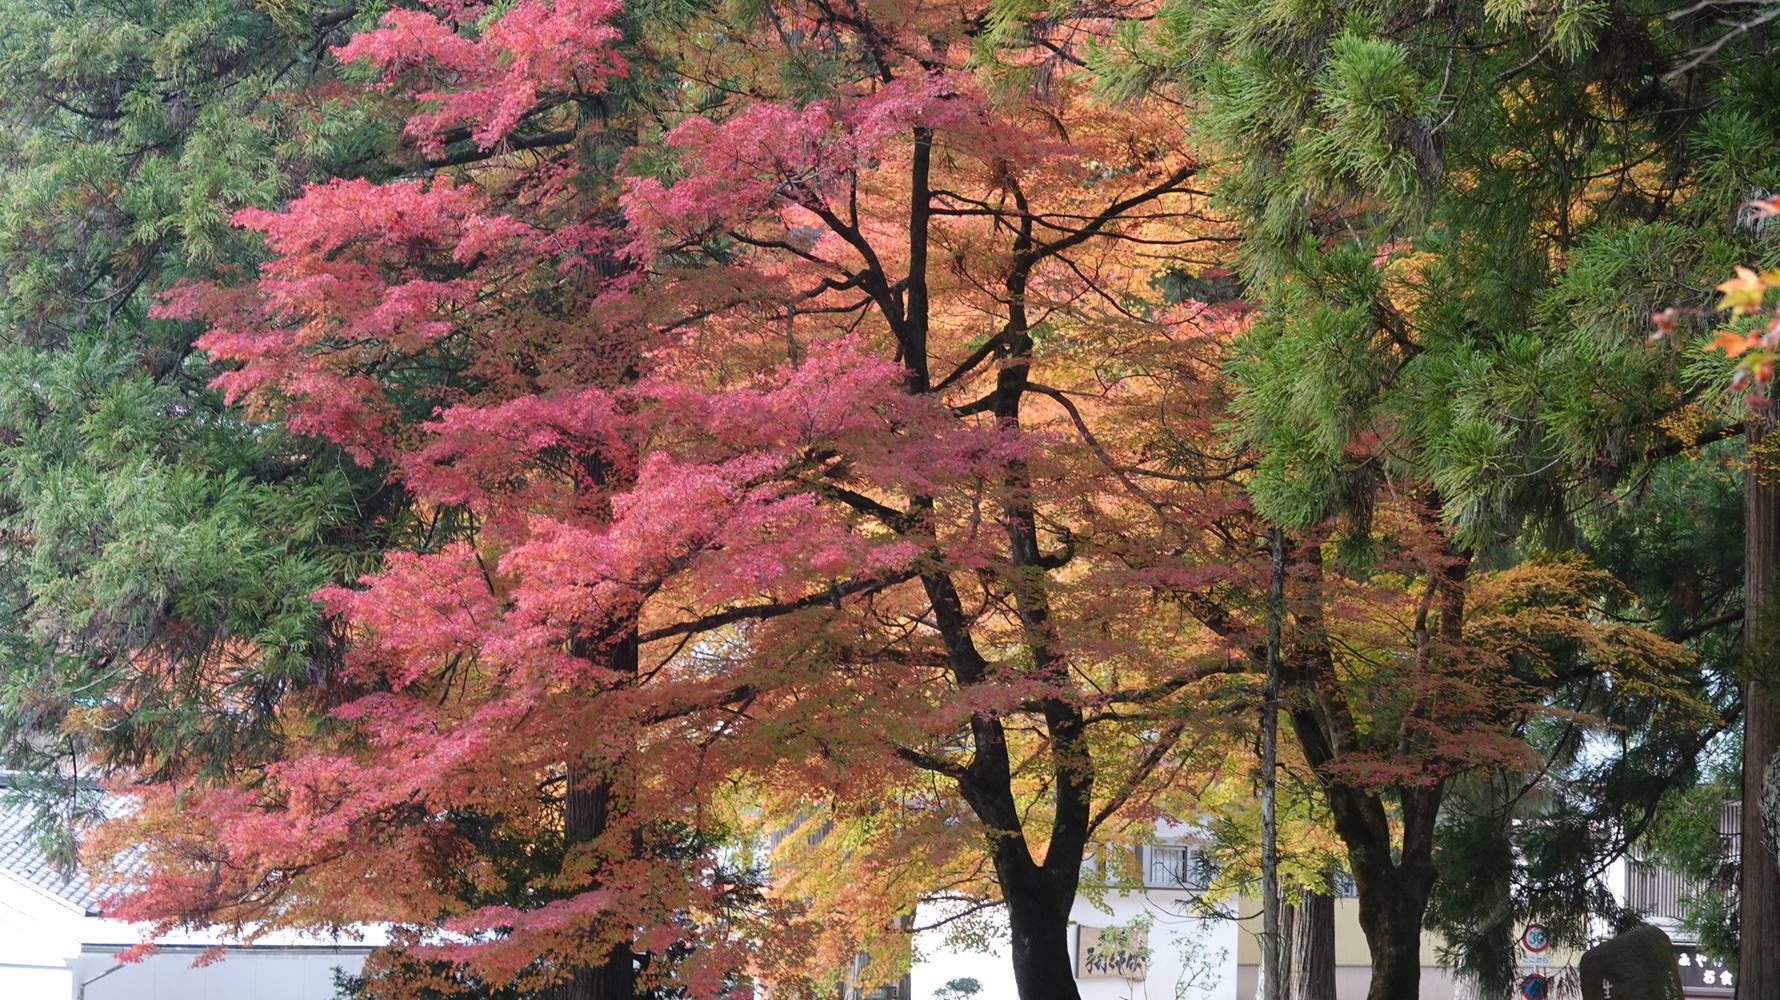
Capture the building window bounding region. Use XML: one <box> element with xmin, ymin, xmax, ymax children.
<box><xmin>1142</xmin><ymin>844</ymin><xmax>1209</xmax><ymax>890</ymax></box>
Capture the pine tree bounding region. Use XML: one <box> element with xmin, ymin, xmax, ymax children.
<box><xmin>1095</xmin><ymin>1</ymin><xmax>1780</xmax><ymax>996</ymax></box>
<box><xmin>0</xmin><ymin>0</ymin><xmax>401</xmax><ymax>827</ymax></box>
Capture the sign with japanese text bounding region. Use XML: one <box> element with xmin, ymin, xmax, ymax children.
<box><xmin>1673</xmin><ymin>945</ymin><xmax>1733</xmax><ymax>998</ymax></box>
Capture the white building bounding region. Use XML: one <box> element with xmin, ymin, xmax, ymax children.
<box><xmin>910</xmin><ymin>832</ymin><xmax>1239</xmax><ymax>1000</ymax></box>
<box><xmin>0</xmin><ymin>789</ymin><xmax>377</xmax><ymax>1000</ymax></box>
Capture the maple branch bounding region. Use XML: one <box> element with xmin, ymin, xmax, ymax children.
<box><xmin>1092</xmin><ymin>658</ymin><xmax>1251</xmax><ymax>706</ymax></box>
<box><xmin>1123</xmin><ymin>462</ymin><xmax>1256</xmax><ymax>484</ymax></box>
<box><xmin>729</xmin><ymin>230</ymin><xmax>842</xmax><ymax>269</ymax></box>
<box><xmin>1024</xmin><ymin>163</ymin><xmax>1200</xmax><ymax>266</ymax></box>
<box><xmin>894</xmin><ymin>744</ymin><xmax>968</xmax><ymax>779</ymax></box>
<box><xmin>639</xmin><ymin>684</ymin><xmax>760</xmax><ymax>726</ymax></box>
<box><xmin>425</xmin><ymin>96</ymin><xmax>571</xmax><ymax>152</ymax></box>
<box><xmin>805</xmin><ymin>480</ymin><xmax>914</xmax><ymax>532</ymax></box>
<box><xmin>1022</xmin><ymin>382</ymin><xmax>1168</xmax><ymax>516</ymax></box>
<box><xmin>918</xmin><ymin>569</ymin><xmax>1031</xmax><ymax>859</ymax></box>
<box><xmin>1087</xmin><ymin>719</ymin><xmax>1185</xmax><ymax>836</ymax></box>
<box><xmin>635</xmin><ymin>571</ymin><xmax>918</xmax><ymax>644</ymax></box>
<box><xmin>907</xmin><ymin>896</ymin><xmax>1004</xmax><ymax>932</ymax></box>
<box><xmin>793</xmin><ymin>192</ymin><xmax>919</xmax><ymax>361</ymax></box>
<box><xmin>425</xmin><ymin>128</ymin><xmax>579</xmax><ymax>168</ymax></box>
<box><xmin>933</xmin><ymin>323</ymin><xmax>1015</xmax><ymax>391</ymax></box>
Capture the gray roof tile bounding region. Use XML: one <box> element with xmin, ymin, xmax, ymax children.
<box><xmin>0</xmin><ymin>781</ymin><xmax>109</xmax><ymax>914</ymax></box>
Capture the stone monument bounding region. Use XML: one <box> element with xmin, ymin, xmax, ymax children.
<box><xmin>1579</xmin><ymin>924</ymin><xmax>1685</xmax><ymax>1000</ymax></box>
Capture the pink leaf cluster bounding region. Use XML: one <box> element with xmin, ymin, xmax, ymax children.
<box><xmin>623</xmin><ymin>73</ymin><xmax>990</xmax><ymax>248</ymax></box>
<box><xmin>337</xmin><ymin>0</ymin><xmax>629</xmax><ymax>151</ymax></box>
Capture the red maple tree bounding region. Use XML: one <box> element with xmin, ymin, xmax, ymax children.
<box><xmin>98</xmin><ymin>1</ymin><xmax>1251</xmax><ymax>998</ymax></box>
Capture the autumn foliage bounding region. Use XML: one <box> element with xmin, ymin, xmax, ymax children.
<box><xmin>87</xmin><ymin>0</ymin><xmax>1259</xmax><ymax>996</ymax></box>
<box><xmin>37</xmin><ymin>2</ymin><xmax>1732</xmax><ymax>1000</ymax></box>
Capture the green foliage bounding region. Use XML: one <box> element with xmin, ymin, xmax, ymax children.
<box><xmin>0</xmin><ymin>0</ymin><xmax>388</xmax><ymax>340</ymax></box>
<box><xmin>1137</xmin><ymin>0</ymin><xmax>1780</xmax><ymax>546</ymax></box>
<box><xmin>1112</xmin><ymin>0</ymin><xmax>1780</xmax><ymax>986</ymax></box>
<box><xmin>0</xmin><ymin>336</ymin><xmax>384</xmax><ymax>778</ymax></box>
<box><xmin>934</xmin><ymin>978</ymin><xmax>983</xmax><ymax>1000</ymax></box>
<box><xmin>0</xmin><ymin>0</ymin><xmax>399</xmax><ymax>821</ymax></box>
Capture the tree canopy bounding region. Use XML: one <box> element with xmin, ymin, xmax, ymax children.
<box><xmin>0</xmin><ymin>2</ymin><xmax>1772</xmax><ymax>1000</ymax></box>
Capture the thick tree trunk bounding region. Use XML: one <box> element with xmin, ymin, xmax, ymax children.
<box><xmin>1741</xmin><ymin>422</ymin><xmax>1780</xmax><ymax>1000</ymax></box>
<box><xmin>554</xmin><ymin>773</ymin><xmax>637</xmax><ymax>1000</ymax></box>
<box><xmin>553</xmin><ymin>631</ymin><xmax>641</xmax><ymax>1000</ymax></box>
<box><xmin>1280</xmin><ymin>540</ymin><xmax>1448</xmax><ymax>1000</ymax></box>
<box><xmin>1289</xmin><ymin>890</ymin><xmax>1337</xmax><ymax>1000</ymax></box>
<box><xmin>1001</xmin><ymin>861</ymin><xmax>1084</xmax><ymax>1000</ymax></box>
<box><xmin>1353</xmin><ymin>870</ymin><xmax>1432</xmax><ymax>1000</ymax></box>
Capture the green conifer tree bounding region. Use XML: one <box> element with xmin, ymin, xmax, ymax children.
<box><xmin>1085</xmin><ymin>2</ymin><xmax>1780</xmax><ymax>996</ymax></box>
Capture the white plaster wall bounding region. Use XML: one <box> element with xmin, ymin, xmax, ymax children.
<box><xmin>907</xmin><ymin>893</ymin><xmax>1237</xmax><ymax>1000</ymax></box>
<box><xmin>73</xmin><ymin>947</ymin><xmax>371</xmax><ymax>1000</ymax></box>
<box><xmin>0</xmin><ymin>965</ymin><xmax>75</xmax><ymax>1000</ymax></box>
<box><xmin>909</xmin><ymin>906</ymin><xmax>1020</xmax><ymax>1000</ymax></box>
<box><xmin>1069</xmin><ymin>891</ymin><xmax>1234</xmax><ymax>1000</ymax></box>
<box><xmin>0</xmin><ymin>877</ymin><xmax>84</xmax><ymax>999</ymax></box>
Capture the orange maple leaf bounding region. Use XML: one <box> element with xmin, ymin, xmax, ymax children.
<box><xmin>1709</xmin><ymin>330</ymin><xmax>1755</xmax><ymax>358</ymax></box>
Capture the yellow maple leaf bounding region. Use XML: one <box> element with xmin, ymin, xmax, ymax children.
<box><xmin>1716</xmin><ymin>266</ymin><xmax>1769</xmax><ymax>314</ymax></box>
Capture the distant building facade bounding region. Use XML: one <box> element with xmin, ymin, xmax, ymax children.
<box><xmin>0</xmin><ymin>781</ymin><xmax>376</xmax><ymax>1000</ymax></box>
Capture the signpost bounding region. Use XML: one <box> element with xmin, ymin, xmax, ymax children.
<box><xmin>1518</xmin><ymin>923</ymin><xmax>1552</xmax><ymax>998</ymax></box>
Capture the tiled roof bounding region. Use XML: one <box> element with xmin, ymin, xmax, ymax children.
<box><xmin>0</xmin><ymin>779</ymin><xmax>108</xmax><ymax>914</ymax></box>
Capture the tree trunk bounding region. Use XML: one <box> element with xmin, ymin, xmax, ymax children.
<box><xmin>1279</xmin><ymin>540</ymin><xmax>1447</xmax><ymax>1000</ymax></box>
<box><xmin>1741</xmin><ymin>422</ymin><xmax>1780</xmax><ymax>1000</ymax></box>
<box><xmin>1002</xmin><ymin>861</ymin><xmax>1083</xmax><ymax>1000</ymax></box>
<box><xmin>1261</xmin><ymin>528</ymin><xmax>1286</xmax><ymax>1000</ymax></box>
<box><xmin>1289</xmin><ymin>889</ymin><xmax>1337</xmax><ymax>1000</ymax></box>
<box><xmin>553</xmin><ymin>631</ymin><xmax>641</xmax><ymax>1000</ymax></box>
<box><xmin>1343</xmin><ymin>784</ymin><xmax>1441</xmax><ymax>1000</ymax></box>
<box><xmin>1353</xmin><ymin>870</ymin><xmax>1431</xmax><ymax>1000</ymax></box>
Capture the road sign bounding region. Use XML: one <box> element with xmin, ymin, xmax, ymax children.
<box><xmin>1519</xmin><ymin>973</ymin><xmax>1549</xmax><ymax>999</ymax></box>
<box><xmin>1521</xmin><ymin>923</ymin><xmax>1550</xmax><ymax>953</ymax></box>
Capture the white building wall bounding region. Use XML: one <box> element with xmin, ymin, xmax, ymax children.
<box><xmin>910</xmin><ymin>906</ymin><xmax>1019</xmax><ymax>1000</ymax></box>
<box><xmin>908</xmin><ymin>892</ymin><xmax>1238</xmax><ymax>1000</ymax></box>
<box><xmin>1069</xmin><ymin>890</ymin><xmax>1235</xmax><ymax>1000</ymax></box>
<box><xmin>0</xmin><ymin>870</ymin><xmax>374</xmax><ymax>1000</ymax></box>
<box><xmin>72</xmin><ymin>947</ymin><xmax>369</xmax><ymax>1000</ymax></box>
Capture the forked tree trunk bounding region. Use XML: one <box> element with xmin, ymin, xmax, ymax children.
<box><xmin>1741</xmin><ymin>421</ymin><xmax>1780</xmax><ymax>999</ymax></box>
<box><xmin>1281</xmin><ymin>540</ymin><xmax>1449</xmax><ymax>1000</ymax></box>
<box><xmin>1001</xmin><ymin>859</ymin><xmax>1083</xmax><ymax>1000</ymax></box>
